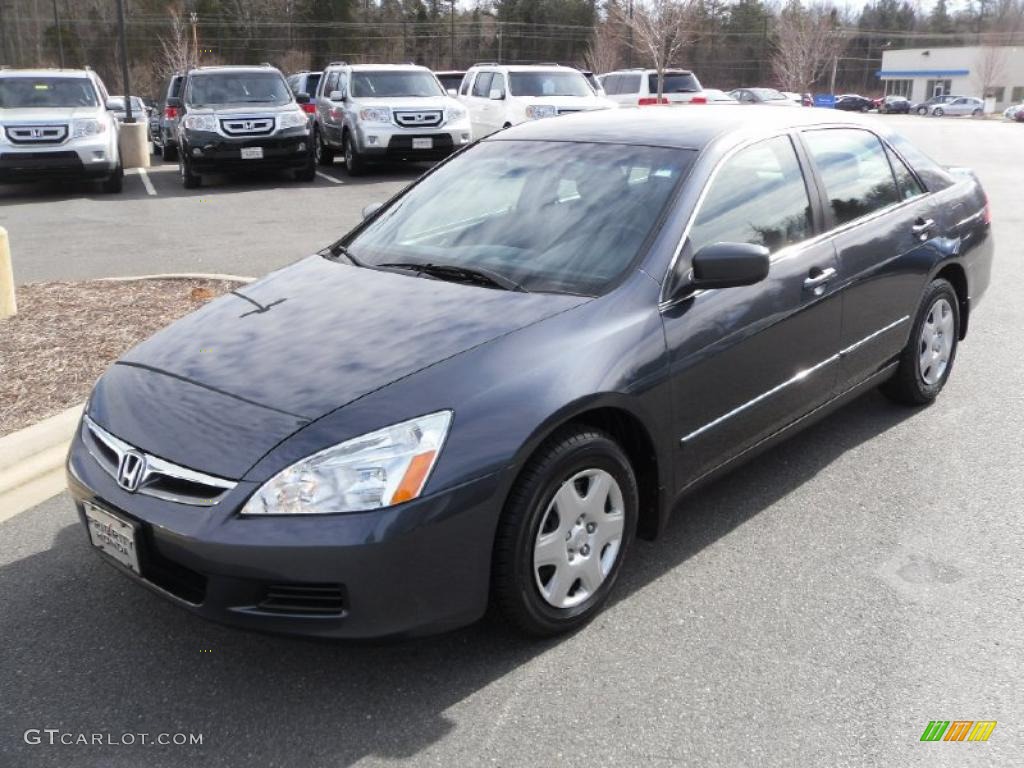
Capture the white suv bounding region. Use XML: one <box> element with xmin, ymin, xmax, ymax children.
<box><xmin>0</xmin><ymin>68</ymin><xmax>122</xmax><ymax>192</ymax></box>
<box><xmin>458</xmin><ymin>64</ymin><xmax>615</xmax><ymax>139</ymax></box>
<box><xmin>599</xmin><ymin>68</ymin><xmax>706</xmax><ymax>107</ymax></box>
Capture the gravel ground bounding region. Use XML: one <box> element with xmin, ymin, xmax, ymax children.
<box><xmin>0</xmin><ymin>279</ymin><xmax>240</xmax><ymax>436</ymax></box>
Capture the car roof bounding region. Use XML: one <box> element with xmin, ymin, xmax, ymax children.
<box><xmin>0</xmin><ymin>68</ymin><xmax>92</xmax><ymax>78</ymax></box>
<box><xmin>603</xmin><ymin>68</ymin><xmax>695</xmax><ymax>75</ymax></box>
<box><xmin>345</xmin><ymin>63</ymin><xmax>429</xmax><ymax>71</ymax></box>
<box><xmin>488</xmin><ymin>105</ymin><xmax>887</xmax><ymax>151</ymax></box>
<box><xmin>189</xmin><ymin>65</ymin><xmax>281</xmax><ymax>76</ymax></box>
<box><xmin>469</xmin><ymin>64</ymin><xmax>577</xmax><ymax>72</ymax></box>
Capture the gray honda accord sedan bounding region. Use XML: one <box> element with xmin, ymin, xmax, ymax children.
<box><xmin>68</xmin><ymin>107</ymin><xmax>993</xmax><ymax>639</ymax></box>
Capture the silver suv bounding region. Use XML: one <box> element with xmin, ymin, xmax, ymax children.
<box><xmin>313</xmin><ymin>62</ymin><xmax>471</xmax><ymax>175</ymax></box>
<box><xmin>0</xmin><ymin>68</ymin><xmax>122</xmax><ymax>192</ymax></box>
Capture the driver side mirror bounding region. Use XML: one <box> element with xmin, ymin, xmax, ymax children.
<box><xmin>690</xmin><ymin>242</ymin><xmax>770</xmax><ymax>289</ymax></box>
<box><xmin>489</xmin><ymin>88</ymin><xmax>505</xmax><ymax>100</ymax></box>
<box><xmin>361</xmin><ymin>202</ymin><xmax>383</xmax><ymax>219</ymax></box>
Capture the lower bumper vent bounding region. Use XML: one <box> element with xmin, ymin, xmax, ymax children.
<box><xmin>258</xmin><ymin>583</ymin><xmax>346</xmax><ymax>616</ymax></box>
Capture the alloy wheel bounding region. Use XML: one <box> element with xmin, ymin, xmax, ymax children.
<box><xmin>919</xmin><ymin>297</ymin><xmax>955</xmax><ymax>385</ymax></box>
<box><xmin>533</xmin><ymin>468</ymin><xmax>625</xmax><ymax>609</ymax></box>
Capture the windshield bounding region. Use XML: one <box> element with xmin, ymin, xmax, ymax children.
<box><xmin>343</xmin><ymin>141</ymin><xmax>693</xmax><ymax>295</ymax></box>
<box><xmin>187</xmin><ymin>72</ymin><xmax>292</xmax><ymax>106</ymax></box>
<box><xmin>351</xmin><ymin>71</ymin><xmax>443</xmax><ymax>98</ymax></box>
<box><xmin>751</xmin><ymin>88</ymin><xmax>787</xmax><ymax>101</ymax></box>
<box><xmin>647</xmin><ymin>73</ymin><xmax>701</xmax><ymax>94</ymax></box>
<box><xmin>508</xmin><ymin>72</ymin><xmax>592</xmax><ymax>98</ymax></box>
<box><xmin>0</xmin><ymin>77</ymin><xmax>98</xmax><ymax>108</ymax></box>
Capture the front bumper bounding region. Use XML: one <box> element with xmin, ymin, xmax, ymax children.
<box><xmin>66</xmin><ymin>425</ymin><xmax>502</xmax><ymax>639</ymax></box>
<box><xmin>354</xmin><ymin>121</ymin><xmax>471</xmax><ymax>161</ymax></box>
<box><xmin>182</xmin><ymin>129</ymin><xmax>312</xmax><ymax>172</ymax></box>
<box><xmin>0</xmin><ymin>135</ymin><xmax>118</xmax><ymax>182</ymax></box>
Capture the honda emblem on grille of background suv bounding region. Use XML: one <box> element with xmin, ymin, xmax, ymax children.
<box><xmin>117</xmin><ymin>450</ymin><xmax>146</xmax><ymax>492</ymax></box>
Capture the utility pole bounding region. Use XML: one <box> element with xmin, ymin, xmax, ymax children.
<box><xmin>52</xmin><ymin>0</ymin><xmax>65</xmax><ymax>68</ymax></box>
<box><xmin>116</xmin><ymin>0</ymin><xmax>133</xmax><ymax>122</ymax></box>
<box><xmin>497</xmin><ymin>22</ymin><xmax>502</xmax><ymax>63</ymax></box>
<box><xmin>626</xmin><ymin>0</ymin><xmax>634</xmax><ymax>68</ymax></box>
<box><xmin>449</xmin><ymin>0</ymin><xmax>456</xmax><ymax>69</ymax></box>
<box><xmin>190</xmin><ymin>12</ymin><xmax>199</xmax><ymax>67</ymax></box>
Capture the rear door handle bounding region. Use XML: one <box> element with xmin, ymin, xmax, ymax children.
<box><xmin>912</xmin><ymin>218</ymin><xmax>935</xmax><ymax>237</ymax></box>
<box><xmin>803</xmin><ymin>266</ymin><xmax>836</xmax><ymax>289</ymax></box>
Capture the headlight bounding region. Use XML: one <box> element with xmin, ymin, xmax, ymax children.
<box><xmin>240</xmin><ymin>411</ymin><xmax>452</xmax><ymax>516</ymax></box>
<box><xmin>183</xmin><ymin>114</ymin><xmax>216</xmax><ymax>132</ymax></box>
<box><xmin>358</xmin><ymin>107</ymin><xmax>391</xmax><ymax>123</ymax></box>
<box><xmin>525</xmin><ymin>104</ymin><xmax>558</xmax><ymax>120</ymax></box>
<box><xmin>446</xmin><ymin>105</ymin><xmax>467</xmax><ymax>122</ymax></box>
<box><xmin>71</xmin><ymin>118</ymin><xmax>107</xmax><ymax>138</ymax></box>
<box><xmin>277</xmin><ymin>110</ymin><xmax>308</xmax><ymax>130</ymax></box>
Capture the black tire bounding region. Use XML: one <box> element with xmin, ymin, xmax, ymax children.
<box><xmin>342</xmin><ymin>131</ymin><xmax>365</xmax><ymax>176</ymax></box>
<box><xmin>161</xmin><ymin>140</ymin><xmax>177</xmax><ymax>162</ymax></box>
<box><xmin>882</xmin><ymin>278</ymin><xmax>960</xmax><ymax>406</ymax></box>
<box><xmin>295</xmin><ymin>154</ymin><xmax>316</xmax><ymax>182</ymax></box>
<box><xmin>492</xmin><ymin>426</ymin><xmax>638</xmax><ymax>637</ymax></box>
<box><xmin>917</xmin><ymin>106</ymin><xmax>928</xmax><ymax>115</ymax></box>
<box><xmin>972</xmin><ymin>108</ymin><xmax>983</xmax><ymax>117</ymax></box>
<box><xmin>101</xmin><ymin>163</ymin><xmax>123</xmax><ymax>193</ymax></box>
<box><xmin>933</xmin><ymin>107</ymin><xmax>944</xmax><ymax>117</ymax></box>
<box><xmin>180</xmin><ymin>152</ymin><xmax>201</xmax><ymax>189</ymax></box>
<box><xmin>314</xmin><ymin>127</ymin><xmax>334</xmax><ymax>166</ymax></box>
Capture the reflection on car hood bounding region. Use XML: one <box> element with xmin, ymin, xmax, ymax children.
<box><xmin>0</xmin><ymin>106</ymin><xmax>102</xmax><ymax>122</ymax></box>
<box><xmin>352</xmin><ymin>96</ymin><xmax>459</xmax><ymax>111</ymax></box>
<box><xmin>119</xmin><ymin>255</ymin><xmax>588</xmax><ymax>421</ymax></box>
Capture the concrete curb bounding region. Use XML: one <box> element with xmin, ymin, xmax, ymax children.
<box><xmin>96</xmin><ymin>272</ymin><xmax>256</xmax><ymax>283</ymax></box>
<box><xmin>0</xmin><ymin>404</ymin><xmax>82</xmax><ymax>523</ymax></box>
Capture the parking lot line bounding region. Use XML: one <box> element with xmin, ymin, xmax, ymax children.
<box><xmin>130</xmin><ymin>168</ymin><xmax>157</xmax><ymax>196</ymax></box>
<box><xmin>316</xmin><ymin>170</ymin><xmax>345</xmax><ymax>185</ymax></box>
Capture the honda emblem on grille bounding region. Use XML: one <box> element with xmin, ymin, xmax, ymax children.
<box><xmin>244</xmin><ymin>121</ymin><xmax>254</xmax><ymax>131</ymax></box>
<box><xmin>31</xmin><ymin>128</ymin><xmax>43</xmax><ymax>138</ymax></box>
<box><xmin>117</xmin><ymin>450</ymin><xmax>146</xmax><ymax>492</ymax></box>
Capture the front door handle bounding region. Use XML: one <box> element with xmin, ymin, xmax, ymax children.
<box><xmin>803</xmin><ymin>266</ymin><xmax>836</xmax><ymax>289</ymax></box>
<box><xmin>912</xmin><ymin>218</ymin><xmax>935</xmax><ymax>238</ymax></box>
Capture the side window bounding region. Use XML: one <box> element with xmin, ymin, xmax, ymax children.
<box><xmin>689</xmin><ymin>135</ymin><xmax>813</xmax><ymax>255</ymax></box>
<box><xmin>491</xmin><ymin>72</ymin><xmax>506</xmax><ymax>96</ymax></box>
<box><xmin>885</xmin><ymin>146</ymin><xmax>925</xmax><ymax>200</ymax></box>
<box><xmin>621</xmin><ymin>74</ymin><xmax>641</xmax><ymax>94</ymax></box>
<box><xmin>460</xmin><ymin>73</ymin><xmax>473</xmax><ymax>96</ymax></box>
<box><xmin>803</xmin><ymin>129</ymin><xmax>901</xmax><ymax>226</ymax></box>
<box><xmin>472</xmin><ymin>72</ymin><xmax>494</xmax><ymax>97</ymax></box>
<box><xmin>322</xmin><ymin>71</ymin><xmax>338</xmax><ymax>97</ymax></box>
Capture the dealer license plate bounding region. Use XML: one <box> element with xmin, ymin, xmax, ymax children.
<box><xmin>240</xmin><ymin>147</ymin><xmax>264</xmax><ymax>160</ymax></box>
<box><xmin>412</xmin><ymin>138</ymin><xmax>433</xmax><ymax>150</ymax></box>
<box><xmin>85</xmin><ymin>502</ymin><xmax>141</xmax><ymax>574</ymax></box>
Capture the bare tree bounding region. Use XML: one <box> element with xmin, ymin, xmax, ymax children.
<box><xmin>771</xmin><ymin>3</ymin><xmax>847</xmax><ymax>96</ymax></box>
<box><xmin>585</xmin><ymin>21</ymin><xmax>623</xmax><ymax>75</ymax></box>
<box><xmin>158</xmin><ymin>7</ymin><xmax>194</xmax><ymax>79</ymax></box>
<box><xmin>613</xmin><ymin>0</ymin><xmax>699</xmax><ymax>102</ymax></box>
<box><xmin>974</xmin><ymin>44</ymin><xmax>1009</xmax><ymax>103</ymax></box>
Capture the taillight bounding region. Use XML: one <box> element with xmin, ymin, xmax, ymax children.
<box><xmin>300</xmin><ymin>102</ymin><xmax>316</xmax><ymax>114</ymax></box>
<box><xmin>690</xmin><ymin>96</ymin><xmax>707</xmax><ymax>105</ymax></box>
<box><xmin>983</xmin><ymin>201</ymin><xmax>991</xmax><ymax>225</ymax></box>
<box><xmin>638</xmin><ymin>97</ymin><xmax>668</xmax><ymax>106</ymax></box>
<box><xmin>163</xmin><ymin>105</ymin><xmax>178</xmax><ymax>119</ymax></box>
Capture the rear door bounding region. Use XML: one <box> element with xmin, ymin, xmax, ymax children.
<box><xmin>317</xmin><ymin>69</ymin><xmax>343</xmax><ymax>145</ymax></box>
<box><xmin>661</xmin><ymin>134</ymin><xmax>843</xmax><ymax>485</ymax></box>
<box><xmin>466</xmin><ymin>71</ymin><xmax>495</xmax><ymax>138</ymax></box>
<box><xmin>798</xmin><ymin>127</ymin><xmax>944</xmax><ymax>391</ymax></box>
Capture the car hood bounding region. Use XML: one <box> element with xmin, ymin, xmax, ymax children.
<box><xmin>185</xmin><ymin>103</ymin><xmax>296</xmax><ymax>115</ymax></box>
<box><xmin>0</xmin><ymin>106</ymin><xmax>102</xmax><ymax>122</ymax></box>
<box><xmin>89</xmin><ymin>256</ymin><xmax>587</xmax><ymax>478</ymax></box>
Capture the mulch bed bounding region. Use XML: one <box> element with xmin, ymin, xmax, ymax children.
<box><xmin>0</xmin><ymin>278</ymin><xmax>242</xmax><ymax>437</ymax></box>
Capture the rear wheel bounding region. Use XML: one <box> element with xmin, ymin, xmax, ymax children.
<box><xmin>882</xmin><ymin>279</ymin><xmax>960</xmax><ymax>405</ymax></box>
<box><xmin>917</xmin><ymin>106</ymin><xmax>928</xmax><ymax>115</ymax></box>
<box><xmin>492</xmin><ymin>426</ymin><xmax>638</xmax><ymax>636</ymax></box>
<box><xmin>972</xmin><ymin>108</ymin><xmax>983</xmax><ymax>117</ymax></box>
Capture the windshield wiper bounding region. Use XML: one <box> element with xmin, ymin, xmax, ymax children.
<box><xmin>327</xmin><ymin>244</ymin><xmax>364</xmax><ymax>267</ymax></box>
<box><xmin>375</xmin><ymin>262</ymin><xmax>527</xmax><ymax>292</ymax></box>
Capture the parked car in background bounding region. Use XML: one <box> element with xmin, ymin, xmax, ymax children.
<box><xmin>459</xmin><ymin>64</ymin><xmax>613</xmax><ymax>138</ymax></box>
<box><xmin>285</xmin><ymin>70</ymin><xmax>322</xmax><ymax>115</ymax></box>
<box><xmin>702</xmin><ymin>88</ymin><xmax>739</xmax><ymax>103</ymax></box>
<box><xmin>834</xmin><ymin>94</ymin><xmax>874</xmax><ymax>112</ymax></box>
<box><xmin>0</xmin><ymin>67</ymin><xmax>123</xmax><ymax>191</ymax></box>
<box><xmin>1002</xmin><ymin>102</ymin><xmax>1023</xmax><ymax>119</ymax></box>
<box><xmin>931</xmin><ymin>96</ymin><xmax>984</xmax><ymax>117</ymax></box>
<box><xmin>578</xmin><ymin>70</ymin><xmax>605</xmax><ymax>96</ymax></box>
<box><xmin>107</xmin><ymin>95</ymin><xmax>148</xmax><ymax>123</ymax></box>
<box><xmin>171</xmin><ymin>64</ymin><xmax>315</xmax><ymax>188</ymax></box>
<box><xmin>434</xmin><ymin>70</ymin><xmax>466</xmax><ymax>95</ymax></box>
<box><xmin>600</xmin><ymin>68</ymin><xmax>705</xmax><ymax>106</ymax></box>
<box><xmin>153</xmin><ymin>72</ymin><xmax>184</xmax><ymax>160</ymax></box>
<box><xmin>68</xmin><ymin>106</ymin><xmax>993</xmax><ymax>640</ymax></box>
<box><xmin>729</xmin><ymin>87</ymin><xmax>798</xmax><ymax>106</ymax></box>
<box><xmin>911</xmin><ymin>94</ymin><xmax>958</xmax><ymax>115</ymax></box>
<box><xmin>880</xmin><ymin>95</ymin><xmax>911</xmax><ymax>114</ymax></box>
<box><xmin>315</xmin><ymin>62</ymin><xmax>471</xmax><ymax>174</ymax></box>
<box><xmin>780</xmin><ymin>91</ymin><xmax>802</xmax><ymax>105</ymax></box>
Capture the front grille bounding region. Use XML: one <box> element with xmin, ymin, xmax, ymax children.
<box><xmin>258</xmin><ymin>583</ymin><xmax>347</xmax><ymax>616</ymax></box>
<box><xmin>393</xmin><ymin>110</ymin><xmax>443</xmax><ymax>128</ymax></box>
<box><xmin>219</xmin><ymin>117</ymin><xmax>275</xmax><ymax>136</ymax></box>
<box><xmin>82</xmin><ymin>415</ymin><xmax>236</xmax><ymax>506</ymax></box>
<box><xmin>5</xmin><ymin>124</ymin><xmax>68</xmax><ymax>144</ymax></box>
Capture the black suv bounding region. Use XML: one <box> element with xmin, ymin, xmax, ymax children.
<box><xmin>153</xmin><ymin>73</ymin><xmax>184</xmax><ymax>161</ymax></box>
<box><xmin>169</xmin><ymin>64</ymin><xmax>315</xmax><ymax>188</ymax></box>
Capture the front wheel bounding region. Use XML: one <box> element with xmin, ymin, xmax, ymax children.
<box><xmin>295</xmin><ymin>154</ymin><xmax>316</xmax><ymax>182</ymax></box>
<box><xmin>492</xmin><ymin>426</ymin><xmax>638</xmax><ymax>636</ymax></box>
<box><xmin>933</xmin><ymin>107</ymin><xmax>944</xmax><ymax>117</ymax></box>
<box><xmin>882</xmin><ymin>278</ymin><xmax>960</xmax><ymax>405</ymax></box>
<box><xmin>179</xmin><ymin>152</ymin><xmax>201</xmax><ymax>189</ymax></box>
<box><xmin>100</xmin><ymin>163</ymin><xmax>123</xmax><ymax>193</ymax></box>
<box><xmin>972</xmin><ymin>108</ymin><xmax>983</xmax><ymax>117</ymax></box>
<box><xmin>342</xmin><ymin>132</ymin><xmax>365</xmax><ymax>176</ymax></box>
<box><xmin>161</xmin><ymin>140</ymin><xmax>177</xmax><ymax>162</ymax></box>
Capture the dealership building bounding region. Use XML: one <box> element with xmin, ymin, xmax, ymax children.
<box><xmin>878</xmin><ymin>45</ymin><xmax>1024</xmax><ymax>108</ymax></box>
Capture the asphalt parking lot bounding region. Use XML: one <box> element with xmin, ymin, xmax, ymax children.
<box><xmin>2</xmin><ymin>116</ymin><xmax>1023</xmax><ymax>767</ymax></box>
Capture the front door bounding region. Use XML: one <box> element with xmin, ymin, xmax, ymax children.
<box><xmin>661</xmin><ymin>135</ymin><xmax>843</xmax><ymax>487</ymax></box>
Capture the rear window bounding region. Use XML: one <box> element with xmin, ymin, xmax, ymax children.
<box><xmin>647</xmin><ymin>73</ymin><xmax>700</xmax><ymax>94</ymax></box>
<box><xmin>301</xmin><ymin>73</ymin><xmax>320</xmax><ymax>96</ymax></box>
<box><xmin>508</xmin><ymin>71</ymin><xmax>591</xmax><ymax>97</ymax></box>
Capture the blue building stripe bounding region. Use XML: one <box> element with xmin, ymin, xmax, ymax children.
<box><xmin>877</xmin><ymin>69</ymin><xmax>970</xmax><ymax>78</ymax></box>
